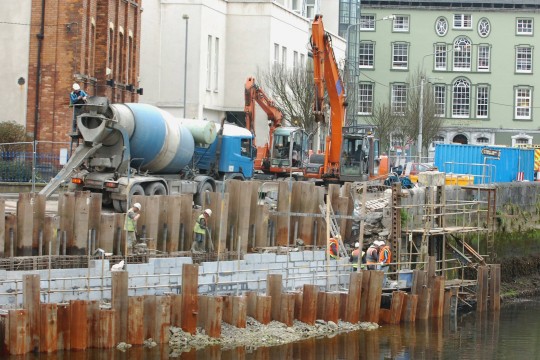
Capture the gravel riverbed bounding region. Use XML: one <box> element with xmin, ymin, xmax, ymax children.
<box><xmin>167</xmin><ymin>317</ymin><xmax>379</xmax><ymax>356</ymax></box>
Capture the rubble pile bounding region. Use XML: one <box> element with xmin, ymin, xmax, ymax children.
<box><xmin>167</xmin><ymin>318</ymin><xmax>379</xmax><ymax>356</ymax></box>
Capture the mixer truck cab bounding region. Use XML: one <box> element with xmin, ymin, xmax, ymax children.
<box><xmin>39</xmin><ymin>97</ymin><xmax>256</xmax><ymax>212</ymax></box>
<box><xmin>193</xmin><ymin>124</ymin><xmax>254</xmax><ymax>180</ymax></box>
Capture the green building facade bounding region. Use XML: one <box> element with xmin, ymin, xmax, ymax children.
<box><xmin>354</xmin><ymin>0</ymin><xmax>540</xmax><ymax>154</ymax></box>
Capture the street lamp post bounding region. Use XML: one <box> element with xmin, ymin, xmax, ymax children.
<box><xmin>417</xmin><ymin>77</ymin><xmax>425</xmax><ymax>160</ymax></box>
<box><xmin>182</xmin><ymin>14</ymin><xmax>189</xmax><ymax>118</ymax></box>
<box><xmin>344</xmin><ymin>15</ymin><xmax>395</xmax><ymax>126</ymax></box>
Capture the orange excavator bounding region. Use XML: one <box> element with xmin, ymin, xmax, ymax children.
<box><xmin>244</xmin><ymin>76</ymin><xmax>308</xmax><ymax>178</ymax></box>
<box><xmin>304</xmin><ymin>14</ymin><xmax>388</xmax><ymax>183</ymax></box>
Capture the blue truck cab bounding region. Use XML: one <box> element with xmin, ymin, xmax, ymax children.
<box><xmin>194</xmin><ymin>123</ymin><xmax>254</xmax><ymax>180</ymax></box>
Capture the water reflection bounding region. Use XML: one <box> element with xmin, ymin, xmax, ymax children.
<box><xmin>8</xmin><ymin>300</ymin><xmax>540</xmax><ymax>360</ymax></box>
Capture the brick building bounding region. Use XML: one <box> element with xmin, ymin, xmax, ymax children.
<box><xmin>26</xmin><ymin>0</ymin><xmax>142</xmax><ymax>151</ymax></box>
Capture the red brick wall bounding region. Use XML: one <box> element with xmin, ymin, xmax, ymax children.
<box><xmin>26</xmin><ymin>0</ymin><xmax>141</xmax><ymax>152</ymax></box>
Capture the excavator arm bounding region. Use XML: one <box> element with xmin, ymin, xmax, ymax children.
<box><xmin>244</xmin><ymin>76</ymin><xmax>284</xmax><ymax>147</ymax></box>
<box><xmin>310</xmin><ymin>14</ymin><xmax>347</xmax><ymax>179</ymax></box>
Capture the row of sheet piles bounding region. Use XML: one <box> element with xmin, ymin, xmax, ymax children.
<box><xmin>0</xmin><ymin>262</ymin><xmax>494</xmax><ymax>355</ymax></box>
<box><xmin>0</xmin><ymin>180</ymin><xmax>357</xmax><ymax>258</ymax></box>
<box><xmin>0</xmin><ymin>267</ymin><xmax>382</xmax><ymax>355</ymax></box>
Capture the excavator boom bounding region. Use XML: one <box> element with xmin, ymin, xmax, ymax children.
<box><xmin>310</xmin><ymin>15</ymin><xmax>347</xmax><ymax>178</ymax></box>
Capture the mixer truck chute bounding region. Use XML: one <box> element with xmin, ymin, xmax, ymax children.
<box><xmin>39</xmin><ymin>97</ymin><xmax>254</xmax><ymax>212</ymax></box>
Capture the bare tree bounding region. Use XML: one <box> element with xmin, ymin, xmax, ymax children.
<box><xmin>365</xmin><ymin>103</ymin><xmax>404</xmax><ymax>154</ymax></box>
<box><xmin>256</xmin><ymin>63</ymin><xmax>320</xmax><ymax>136</ymax></box>
<box><xmin>404</xmin><ymin>68</ymin><xmax>445</xmax><ymax>154</ymax></box>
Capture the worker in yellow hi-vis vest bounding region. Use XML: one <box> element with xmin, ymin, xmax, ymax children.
<box><xmin>124</xmin><ymin>202</ymin><xmax>141</xmax><ymax>255</ymax></box>
<box><xmin>192</xmin><ymin>209</ymin><xmax>212</xmax><ymax>253</ymax></box>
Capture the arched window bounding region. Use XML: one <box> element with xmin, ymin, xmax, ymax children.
<box><xmin>431</xmin><ymin>136</ymin><xmax>445</xmax><ymax>150</ymax></box>
<box><xmin>452</xmin><ymin>78</ymin><xmax>470</xmax><ymax>118</ymax></box>
<box><xmin>511</xmin><ymin>133</ymin><xmax>532</xmax><ymax>147</ymax></box>
<box><xmin>453</xmin><ymin>134</ymin><xmax>468</xmax><ymax>144</ymax></box>
<box><xmin>453</xmin><ymin>37</ymin><xmax>471</xmax><ymax>70</ymax></box>
<box><xmin>477</xmin><ymin>136</ymin><xmax>489</xmax><ymax>144</ymax></box>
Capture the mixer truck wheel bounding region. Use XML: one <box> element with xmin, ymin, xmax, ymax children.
<box><xmin>113</xmin><ymin>184</ymin><xmax>145</xmax><ymax>212</ymax></box>
<box><xmin>195</xmin><ymin>182</ymin><xmax>214</xmax><ymax>207</ymax></box>
<box><xmin>112</xmin><ymin>200</ymin><xmax>124</xmax><ymax>213</ymax></box>
<box><xmin>145</xmin><ymin>182</ymin><xmax>167</xmax><ymax>196</ymax></box>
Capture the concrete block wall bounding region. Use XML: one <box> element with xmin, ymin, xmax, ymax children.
<box><xmin>0</xmin><ymin>250</ymin><xmax>352</xmax><ymax>308</ymax></box>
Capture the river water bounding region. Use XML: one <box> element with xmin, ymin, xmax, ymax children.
<box><xmin>8</xmin><ymin>299</ymin><xmax>540</xmax><ymax>359</ymax></box>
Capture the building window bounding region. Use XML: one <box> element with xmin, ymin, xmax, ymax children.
<box><xmin>358</xmin><ymin>83</ymin><xmax>374</xmax><ymax>115</ymax></box>
<box><xmin>274</xmin><ymin>43</ymin><xmax>279</xmax><ymax>65</ymax></box>
<box><xmin>206</xmin><ymin>36</ymin><xmax>212</xmax><ymax>90</ymax></box>
<box><xmin>282</xmin><ymin>46</ymin><xmax>287</xmax><ymax>65</ymax></box>
<box><xmin>515</xmin><ymin>87</ymin><xmax>532</xmax><ymax>119</ymax></box>
<box><xmin>435</xmin><ymin>17</ymin><xmax>448</xmax><ymax>36</ymax></box>
<box><xmin>300</xmin><ymin>53</ymin><xmax>305</xmax><ymax>67</ymax></box>
<box><xmin>453</xmin><ymin>37</ymin><xmax>471</xmax><ymax>71</ymax></box>
<box><xmin>359</xmin><ymin>42</ymin><xmax>374</xmax><ymax>68</ymax></box>
<box><xmin>127</xmin><ymin>36</ymin><xmax>133</xmax><ymax>85</ymax></box>
<box><xmin>434</xmin><ymin>44</ymin><xmax>448</xmax><ymax>70</ymax></box>
<box><xmin>515</xmin><ymin>137</ymin><xmax>531</xmax><ymax>145</ymax></box>
<box><xmin>477</xmin><ymin>136</ymin><xmax>489</xmax><ymax>144</ymax></box>
<box><xmin>305</xmin><ymin>0</ymin><xmax>315</xmax><ymax>19</ymax></box>
<box><xmin>516</xmin><ymin>46</ymin><xmax>532</xmax><ymax>73</ymax></box>
<box><xmin>434</xmin><ymin>85</ymin><xmax>446</xmax><ymax>117</ymax></box>
<box><xmin>339</xmin><ymin>1</ymin><xmax>349</xmax><ymax>23</ymax></box>
<box><xmin>431</xmin><ymin>136</ymin><xmax>445</xmax><ymax>150</ymax></box>
<box><xmin>391</xmin><ymin>84</ymin><xmax>407</xmax><ymax>115</ymax></box>
<box><xmin>392</xmin><ymin>43</ymin><xmax>408</xmax><ymax>69</ymax></box>
<box><xmin>478</xmin><ymin>18</ymin><xmax>490</xmax><ymax>37</ymax></box>
<box><xmin>214</xmin><ymin>37</ymin><xmax>219</xmax><ymax>91</ymax></box>
<box><xmin>476</xmin><ymin>86</ymin><xmax>489</xmax><ymax>118</ymax></box>
<box><xmin>453</xmin><ymin>14</ymin><xmax>472</xmax><ymax>29</ymax></box>
<box><xmin>118</xmin><ymin>32</ymin><xmax>125</xmax><ymax>84</ymax></box>
<box><xmin>452</xmin><ymin>78</ymin><xmax>470</xmax><ymax>118</ymax></box>
<box><xmin>517</xmin><ymin>18</ymin><xmax>533</xmax><ymax>35</ymax></box>
<box><xmin>90</xmin><ymin>24</ymin><xmax>96</xmax><ymax>77</ymax></box>
<box><xmin>477</xmin><ymin>45</ymin><xmax>490</xmax><ymax>72</ymax></box>
<box><xmin>293</xmin><ymin>51</ymin><xmax>298</xmax><ymax>70</ymax></box>
<box><xmin>360</xmin><ymin>15</ymin><xmax>375</xmax><ymax>30</ymax></box>
<box><xmin>108</xmin><ymin>28</ymin><xmax>114</xmax><ymax>68</ymax></box>
<box><xmin>393</xmin><ymin>15</ymin><xmax>409</xmax><ymax>32</ymax></box>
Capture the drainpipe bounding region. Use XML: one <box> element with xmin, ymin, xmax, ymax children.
<box><xmin>32</xmin><ymin>0</ymin><xmax>45</xmax><ymax>193</ymax></box>
<box><xmin>34</xmin><ymin>0</ymin><xmax>45</xmax><ymax>142</ymax></box>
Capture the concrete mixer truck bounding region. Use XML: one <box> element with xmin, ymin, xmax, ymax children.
<box><xmin>40</xmin><ymin>97</ymin><xmax>254</xmax><ymax>212</ymax></box>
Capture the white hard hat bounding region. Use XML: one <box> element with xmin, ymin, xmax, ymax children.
<box><xmin>133</xmin><ymin>203</ymin><xmax>141</xmax><ymax>210</ymax></box>
<box><xmin>204</xmin><ymin>209</ymin><xmax>212</xmax><ymax>217</ymax></box>
<box><xmin>72</xmin><ymin>83</ymin><xmax>80</xmax><ymax>91</ymax></box>
<box><xmin>354</xmin><ymin>242</ymin><xmax>360</xmax><ymax>248</ymax></box>
<box><xmin>375</xmin><ymin>240</ymin><xmax>385</xmax><ymax>246</ymax></box>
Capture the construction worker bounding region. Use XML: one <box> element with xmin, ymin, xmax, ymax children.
<box><xmin>365</xmin><ymin>242</ymin><xmax>379</xmax><ymax>270</ymax></box>
<box><xmin>192</xmin><ymin>209</ymin><xmax>212</xmax><ymax>253</ymax></box>
<box><xmin>378</xmin><ymin>240</ymin><xmax>392</xmax><ymax>286</ymax></box>
<box><xmin>124</xmin><ymin>202</ymin><xmax>141</xmax><ymax>255</ymax></box>
<box><xmin>349</xmin><ymin>242</ymin><xmax>366</xmax><ymax>271</ymax></box>
<box><xmin>328</xmin><ymin>237</ymin><xmax>339</xmax><ymax>259</ymax></box>
<box><xmin>69</xmin><ymin>83</ymin><xmax>88</xmax><ymax>133</ymax></box>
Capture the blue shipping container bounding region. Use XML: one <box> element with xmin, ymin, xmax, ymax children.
<box><xmin>434</xmin><ymin>144</ymin><xmax>535</xmax><ymax>183</ymax></box>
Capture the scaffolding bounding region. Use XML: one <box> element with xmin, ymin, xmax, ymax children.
<box><xmin>392</xmin><ymin>179</ymin><xmax>497</xmax><ymax>303</ymax></box>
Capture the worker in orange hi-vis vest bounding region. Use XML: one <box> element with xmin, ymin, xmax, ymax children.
<box><xmin>328</xmin><ymin>238</ymin><xmax>339</xmax><ymax>259</ymax></box>
<box><xmin>365</xmin><ymin>242</ymin><xmax>379</xmax><ymax>270</ymax></box>
<box><xmin>377</xmin><ymin>240</ymin><xmax>392</xmax><ymax>287</ymax></box>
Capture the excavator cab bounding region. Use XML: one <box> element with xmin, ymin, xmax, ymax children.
<box><xmin>269</xmin><ymin>127</ymin><xmax>309</xmax><ymax>173</ymax></box>
<box><xmin>339</xmin><ymin>126</ymin><xmax>381</xmax><ymax>182</ymax></box>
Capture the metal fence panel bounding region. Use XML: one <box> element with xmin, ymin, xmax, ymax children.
<box><xmin>0</xmin><ymin>141</ymin><xmax>71</xmax><ymax>183</ymax></box>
